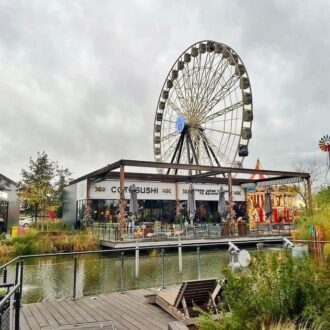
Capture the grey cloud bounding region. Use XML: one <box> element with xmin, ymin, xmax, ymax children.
<box><xmin>0</xmin><ymin>0</ymin><xmax>329</xmax><ymax>183</ymax></box>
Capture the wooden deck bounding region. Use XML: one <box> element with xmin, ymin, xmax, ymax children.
<box><xmin>20</xmin><ymin>289</ymin><xmax>176</xmax><ymax>330</ymax></box>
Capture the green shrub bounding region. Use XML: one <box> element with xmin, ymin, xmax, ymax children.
<box><xmin>196</xmin><ymin>252</ymin><xmax>330</xmax><ymax>330</ymax></box>
<box><xmin>12</xmin><ymin>229</ymin><xmax>39</xmax><ymax>255</ymax></box>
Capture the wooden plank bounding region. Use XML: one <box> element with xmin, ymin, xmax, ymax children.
<box><xmin>75</xmin><ymin>297</ymin><xmax>108</xmax><ymax>322</ymax></box>
<box><xmin>42</xmin><ymin>320</ymin><xmax>117</xmax><ymax>330</ymax></box>
<box><xmin>47</xmin><ymin>300</ymin><xmax>77</xmax><ymax>325</ymax></box>
<box><xmin>101</xmin><ymin>293</ymin><xmax>159</xmax><ymax>330</ymax></box>
<box><xmin>58</xmin><ymin>300</ymin><xmax>89</xmax><ymax>324</ymax></box>
<box><xmin>112</xmin><ymin>292</ymin><xmax>173</xmax><ymax>329</ymax></box>
<box><xmin>65</xmin><ymin>299</ymin><xmax>97</xmax><ymax>323</ymax></box>
<box><xmin>34</xmin><ymin>301</ymin><xmax>60</xmax><ymax>327</ymax></box>
<box><xmin>168</xmin><ymin>321</ymin><xmax>189</xmax><ymax>330</ymax></box>
<box><xmin>20</xmin><ymin>305</ymin><xmax>41</xmax><ymax>330</ymax></box>
<box><xmin>41</xmin><ymin>301</ymin><xmax>68</xmax><ymax>326</ymax></box>
<box><xmin>27</xmin><ymin>304</ymin><xmax>48</xmax><ymax>328</ymax></box>
<box><xmin>85</xmin><ymin>295</ymin><xmax>141</xmax><ymax>330</ymax></box>
<box><xmin>19</xmin><ymin>309</ymin><xmax>31</xmax><ymax>330</ymax></box>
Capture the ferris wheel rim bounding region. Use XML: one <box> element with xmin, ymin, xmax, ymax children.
<box><xmin>153</xmin><ymin>40</ymin><xmax>253</xmax><ymax>171</ymax></box>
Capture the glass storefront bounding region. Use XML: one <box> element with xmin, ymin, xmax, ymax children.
<box><xmin>75</xmin><ymin>199</ymin><xmax>246</xmax><ymax>225</ymax></box>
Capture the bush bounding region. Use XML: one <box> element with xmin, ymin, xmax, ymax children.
<box><xmin>11</xmin><ymin>229</ymin><xmax>39</xmax><ymax>255</ymax></box>
<box><xmin>196</xmin><ymin>252</ymin><xmax>330</xmax><ymax>330</ymax></box>
<box><xmin>295</xmin><ymin>209</ymin><xmax>330</xmax><ymax>241</ymax></box>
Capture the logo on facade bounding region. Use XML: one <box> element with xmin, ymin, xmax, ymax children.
<box><xmin>95</xmin><ymin>186</ymin><xmax>106</xmax><ymax>192</ymax></box>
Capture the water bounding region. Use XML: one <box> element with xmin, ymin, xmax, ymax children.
<box><xmin>3</xmin><ymin>248</ymin><xmax>232</xmax><ymax>304</ymax></box>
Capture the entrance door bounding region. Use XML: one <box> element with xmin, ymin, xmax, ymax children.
<box><xmin>0</xmin><ymin>200</ymin><xmax>9</xmax><ymax>233</ymax></box>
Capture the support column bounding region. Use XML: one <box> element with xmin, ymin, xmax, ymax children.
<box><xmin>306</xmin><ymin>176</ymin><xmax>313</xmax><ymax>213</ymax></box>
<box><xmin>119</xmin><ymin>164</ymin><xmax>126</xmax><ymax>236</ymax></box>
<box><xmin>228</xmin><ymin>172</ymin><xmax>233</xmax><ymax>221</ymax></box>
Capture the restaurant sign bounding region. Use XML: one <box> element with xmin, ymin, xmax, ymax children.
<box><xmin>89</xmin><ymin>180</ymin><xmax>245</xmax><ymax>201</ymax></box>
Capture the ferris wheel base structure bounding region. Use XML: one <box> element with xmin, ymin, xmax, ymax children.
<box><xmin>153</xmin><ymin>40</ymin><xmax>253</xmax><ymax>174</ymax></box>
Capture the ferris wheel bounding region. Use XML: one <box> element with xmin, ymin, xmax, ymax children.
<box><xmin>153</xmin><ymin>40</ymin><xmax>253</xmax><ymax>174</ymax></box>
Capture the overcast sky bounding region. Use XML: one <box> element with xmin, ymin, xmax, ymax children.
<box><xmin>0</xmin><ymin>0</ymin><xmax>329</xmax><ymax>182</ymax></box>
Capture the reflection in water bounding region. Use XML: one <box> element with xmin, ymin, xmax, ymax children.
<box><xmin>5</xmin><ymin>249</ymin><xmax>235</xmax><ymax>304</ymax></box>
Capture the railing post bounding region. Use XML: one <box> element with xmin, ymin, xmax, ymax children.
<box><xmin>3</xmin><ymin>266</ymin><xmax>7</xmax><ymax>284</ymax></box>
<box><xmin>161</xmin><ymin>248</ymin><xmax>165</xmax><ymax>289</ymax></box>
<box><xmin>14</xmin><ymin>288</ymin><xmax>21</xmax><ymax>330</ymax></box>
<box><xmin>72</xmin><ymin>255</ymin><xmax>78</xmax><ymax>301</ymax></box>
<box><xmin>19</xmin><ymin>260</ymin><xmax>24</xmax><ymax>300</ymax></box>
<box><xmin>120</xmin><ymin>252</ymin><xmax>124</xmax><ymax>294</ymax></box>
<box><xmin>197</xmin><ymin>246</ymin><xmax>201</xmax><ymax>279</ymax></box>
<box><xmin>15</xmin><ymin>261</ymin><xmax>19</xmax><ymax>285</ymax></box>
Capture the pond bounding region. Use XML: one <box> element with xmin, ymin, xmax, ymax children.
<box><xmin>1</xmin><ymin>245</ymin><xmax>277</xmax><ymax>304</ymax></box>
<box><xmin>2</xmin><ymin>247</ymin><xmax>241</xmax><ymax>304</ymax></box>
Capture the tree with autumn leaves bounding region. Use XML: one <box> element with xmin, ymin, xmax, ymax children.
<box><xmin>17</xmin><ymin>151</ymin><xmax>72</xmax><ymax>219</ymax></box>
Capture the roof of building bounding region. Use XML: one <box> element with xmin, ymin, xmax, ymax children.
<box><xmin>69</xmin><ymin>159</ymin><xmax>310</xmax><ymax>187</ymax></box>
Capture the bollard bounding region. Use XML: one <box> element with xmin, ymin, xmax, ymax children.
<box><xmin>72</xmin><ymin>255</ymin><xmax>78</xmax><ymax>300</ymax></box>
<box><xmin>197</xmin><ymin>246</ymin><xmax>201</xmax><ymax>279</ymax></box>
<box><xmin>120</xmin><ymin>252</ymin><xmax>124</xmax><ymax>294</ymax></box>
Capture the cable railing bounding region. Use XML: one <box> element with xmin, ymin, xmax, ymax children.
<box><xmin>0</xmin><ymin>238</ymin><xmax>328</xmax><ymax>329</ymax></box>
<box><xmin>94</xmin><ymin>222</ymin><xmax>296</xmax><ymax>242</ymax></box>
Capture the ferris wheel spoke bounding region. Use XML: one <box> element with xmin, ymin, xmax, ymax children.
<box><xmin>196</xmin><ymin>56</ymin><xmax>227</xmax><ymax>114</ymax></box>
<box><xmin>200</xmin><ymin>101</ymin><xmax>243</xmax><ymax>124</ymax></box>
<box><xmin>167</xmin><ymin>98</ymin><xmax>184</xmax><ymax>116</ymax></box>
<box><xmin>161</xmin><ymin>131</ymin><xmax>179</xmax><ymax>143</ymax></box>
<box><xmin>203</xmin><ymin>127</ymin><xmax>240</xmax><ymax>136</ymax></box>
<box><xmin>172</xmin><ymin>82</ymin><xmax>188</xmax><ymax>112</ymax></box>
<box><xmin>194</xmin><ymin>129</ymin><xmax>233</xmax><ymax>165</ymax></box>
<box><xmin>195</xmin><ymin>59</ymin><xmax>232</xmax><ymax>117</ymax></box>
<box><xmin>201</xmin><ymin>73</ymin><xmax>240</xmax><ymax>117</ymax></box>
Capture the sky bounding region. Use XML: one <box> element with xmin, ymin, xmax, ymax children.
<box><xmin>0</xmin><ymin>0</ymin><xmax>329</xmax><ymax>182</ymax></box>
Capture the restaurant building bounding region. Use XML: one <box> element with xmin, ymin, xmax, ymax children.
<box><xmin>62</xmin><ymin>159</ymin><xmax>311</xmax><ymax>230</ymax></box>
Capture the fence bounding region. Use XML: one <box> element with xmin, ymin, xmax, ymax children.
<box><xmin>0</xmin><ymin>259</ymin><xmax>22</xmax><ymax>330</ymax></box>
<box><xmin>0</xmin><ymin>243</ymin><xmax>231</xmax><ymax>305</ymax></box>
<box><xmin>0</xmin><ymin>239</ymin><xmax>328</xmax><ymax>329</ymax></box>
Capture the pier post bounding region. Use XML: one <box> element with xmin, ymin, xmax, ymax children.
<box><xmin>72</xmin><ymin>255</ymin><xmax>78</xmax><ymax>301</ymax></box>
<box><xmin>135</xmin><ymin>241</ymin><xmax>139</xmax><ymax>280</ymax></box>
<box><xmin>197</xmin><ymin>246</ymin><xmax>201</xmax><ymax>279</ymax></box>
<box><xmin>178</xmin><ymin>238</ymin><xmax>182</xmax><ymax>274</ymax></box>
<box><xmin>120</xmin><ymin>252</ymin><xmax>124</xmax><ymax>294</ymax></box>
<box><xmin>161</xmin><ymin>248</ymin><xmax>165</xmax><ymax>289</ymax></box>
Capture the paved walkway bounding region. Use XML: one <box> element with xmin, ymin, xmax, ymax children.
<box><xmin>20</xmin><ymin>288</ymin><xmax>175</xmax><ymax>330</ymax></box>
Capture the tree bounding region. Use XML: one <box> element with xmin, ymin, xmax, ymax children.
<box><xmin>17</xmin><ymin>151</ymin><xmax>72</xmax><ymax>219</ymax></box>
<box><xmin>52</xmin><ymin>167</ymin><xmax>72</xmax><ymax>218</ymax></box>
<box><xmin>315</xmin><ymin>185</ymin><xmax>330</xmax><ymax>208</ymax></box>
<box><xmin>293</xmin><ymin>160</ymin><xmax>322</xmax><ymax>210</ymax></box>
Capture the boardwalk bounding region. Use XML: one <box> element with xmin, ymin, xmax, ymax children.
<box><xmin>20</xmin><ymin>289</ymin><xmax>175</xmax><ymax>330</ymax></box>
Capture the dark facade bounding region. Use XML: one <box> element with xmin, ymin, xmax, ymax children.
<box><xmin>0</xmin><ymin>174</ymin><xmax>20</xmax><ymax>234</ymax></box>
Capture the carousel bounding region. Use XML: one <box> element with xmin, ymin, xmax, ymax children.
<box><xmin>246</xmin><ymin>160</ymin><xmax>299</xmax><ymax>228</ymax></box>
